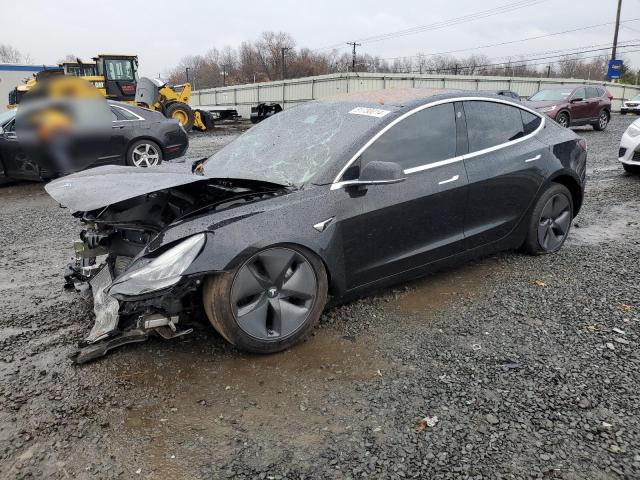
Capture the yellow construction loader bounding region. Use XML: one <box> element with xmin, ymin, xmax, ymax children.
<box><xmin>8</xmin><ymin>54</ymin><xmax>215</xmax><ymax>131</ymax></box>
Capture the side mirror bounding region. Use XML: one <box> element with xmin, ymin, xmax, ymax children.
<box><xmin>570</xmin><ymin>97</ymin><xmax>584</xmax><ymax>103</ymax></box>
<box><xmin>339</xmin><ymin>161</ymin><xmax>406</xmax><ymax>189</ymax></box>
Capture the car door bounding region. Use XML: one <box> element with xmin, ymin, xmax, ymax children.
<box><xmin>336</xmin><ymin>101</ymin><xmax>469</xmax><ymax>290</ymax></box>
<box><xmin>585</xmin><ymin>87</ymin><xmax>602</xmax><ymax>119</ymax></box>
<box><xmin>461</xmin><ymin>100</ymin><xmax>548</xmax><ymax>249</ymax></box>
<box><xmin>569</xmin><ymin>87</ymin><xmax>590</xmax><ymax>121</ymax></box>
<box><xmin>0</xmin><ymin>118</ymin><xmax>41</xmax><ymax>180</ymax></box>
<box><xmin>102</xmin><ymin>105</ymin><xmax>142</xmax><ymax>166</ymax></box>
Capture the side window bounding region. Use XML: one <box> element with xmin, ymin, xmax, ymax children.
<box><xmin>110</xmin><ymin>108</ymin><xmax>119</xmax><ymax>121</ymax></box>
<box><xmin>113</xmin><ymin>106</ymin><xmax>141</xmax><ymax>121</ymax></box>
<box><xmin>358</xmin><ymin>103</ymin><xmax>457</xmax><ymax>171</ymax></box>
<box><xmin>521</xmin><ymin>110</ymin><xmax>542</xmax><ymax>135</ymax></box>
<box><xmin>573</xmin><ymin>87</ymin><xmax>587</xmax><ymax>100</ymax></box>
<box><xmin>586</xmin><ymin>87</ymin><xmax>599</xmax><ymax>99</ymax></box>
<box><xmin>463</xmin><ymin>101</ymin><xmax>524</xmax><ymax>152</ymax></box>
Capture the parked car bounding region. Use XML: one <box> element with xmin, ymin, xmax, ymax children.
<box><xmin>46</xmin><ymin>89</ymin><xmax>587</xmax><ymax>363</ymax></box>
<box><xmin>0</xmin><ymin>101</ymin><xmax>188</xmax><ymax>182</ymax></box>
<box><xmin>618</xmin><ymin>117</ymin><xmax>640</xmax><ymax>174</ymax></box>
<box><xmin>620</xmin><ymin>94</ymin><xmax>640</xmax><ymax>115</ymax></box>
<box><xmin>526</xmin><ymin>85</ymin><xmax>612</xmax><ymax>130</ymax></box>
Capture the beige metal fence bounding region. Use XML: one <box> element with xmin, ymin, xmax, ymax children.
<box><xmin>190</xmin><ymin>72</ymin><xmax>640</xmax><ymax>118</ymax></box>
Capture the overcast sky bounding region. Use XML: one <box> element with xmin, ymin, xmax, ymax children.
<box><xmin>4</xmin><ymin>0</ymin><xmax>640</xmax><ymax>78</ymax></box>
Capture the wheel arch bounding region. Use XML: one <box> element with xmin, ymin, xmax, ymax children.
<box><xmin>549</xmin><ymin>172</ymin><xmax>583</xmax><ymax>216</ymax></box>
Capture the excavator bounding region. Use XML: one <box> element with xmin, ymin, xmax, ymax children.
<box><xmin>7</xmin><ymin>54</ymin><xmax>215</xmax><ymax>131</ymax></box>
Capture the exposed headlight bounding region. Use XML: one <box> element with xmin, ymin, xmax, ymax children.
<box><xmin>109</xmin><ymin>233</ymin><xmax>206</xmax><ymax>296</ymax></box>
<box><xmin>540</xmin><ymin>105</ymin><xmax>557</xmax><ymax>113</ymax></box>
<box><xmin>627</xmin><ymin>123</ymin><xmax>640</xmax><ymax>138</ymax></box>
<box><xmin>179</xmin><ymin>122</ymin><xmax>187</xmax><ymax>134</ymax></box>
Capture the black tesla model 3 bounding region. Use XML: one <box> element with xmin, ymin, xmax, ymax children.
<box><xmin>46</xmin><ymin>88</ymin><xmax>586</xmax><ymax>362</ymax></box>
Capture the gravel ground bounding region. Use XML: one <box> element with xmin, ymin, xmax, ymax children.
<box><xmin>0</xmin><ymin>115</ymin><xmax>639</xmax><ymax>479</ymax></box>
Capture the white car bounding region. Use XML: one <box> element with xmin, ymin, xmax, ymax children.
<box><xmin>620</xmin><ymin>94</ymin><xmax>640</xmax><ymax>115</ymax></box>
<box><xmin>619</xmin><ymin>118</ymin><xmax>640</xmax><ymax>173</ymax></box>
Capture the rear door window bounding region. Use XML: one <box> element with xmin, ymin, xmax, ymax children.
<box><xmin>572</xmin><ymin>87</ymin><xmax>587</xmax><ymax>100</ymax></box>
<box><xmin>586</xmin><ymin>87</ymin><xmax>600</xmax><ymax>99</ymax></box>
<box><xmin>359</xmin><ymin>103</ymin><xmax>457</xmax><ymax>171</ymax></box>
<box><xmin>463</xmin><ymin>101</ymin><xmax>525</xmax><ymax>152</ymax></box>
<box><xmin>521</xmin><ymin>110</ymin><xmax>542</xmax><ymax>135</ymax></box>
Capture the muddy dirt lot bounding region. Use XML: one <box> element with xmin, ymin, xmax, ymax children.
<box><xmin>1</xmin><ymin>116</ymin><xmax>639</xmax><ymax>479</ymax></box>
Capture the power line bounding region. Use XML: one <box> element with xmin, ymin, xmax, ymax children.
<box><xmin>375</xmin><ymin>18</ymin><xmax>640</xmax><ymax>63</ymax></box>
<box><xmin>395</xmin><ymin>44</ymin><xmax>640</xmax><ymax>74</ymax></box>
<box><xmin>314</xmin><ymin>0</ymin><xmax>547</xmax><ymax>51</ymax></box>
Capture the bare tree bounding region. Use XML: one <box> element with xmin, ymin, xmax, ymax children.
<box><xmin>0</xmin><ymin>44</ymin><xmax>31</xmax><ymax>64</ymax></box>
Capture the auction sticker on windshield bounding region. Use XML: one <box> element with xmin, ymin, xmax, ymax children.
<box><xmin>349</xmin><ymin>107</ymin><xmax>391</xmax><ymax>118</ymax></box>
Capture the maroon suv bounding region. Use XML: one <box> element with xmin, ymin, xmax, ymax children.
<box><xmin>526</xmin><ymin>85</ymin><xmax>612</xmax><ymax>130</ymax></box>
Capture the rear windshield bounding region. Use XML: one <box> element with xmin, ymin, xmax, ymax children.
<box><xmin>530</xmin><ymin>89</ymin><xmax>572</xmax><ymax>101</ymax></box>
<box><xmin>203</xmin><ymin>101</ymin><xmax>400</xmax><ymax>187</ymax></box>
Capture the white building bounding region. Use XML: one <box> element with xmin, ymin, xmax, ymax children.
<box><xmin>0</xmin><ymin>64</ymin><xmax>56</xmax><ymax>111</ymax></box>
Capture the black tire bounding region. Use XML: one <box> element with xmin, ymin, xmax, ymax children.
<box><xmin>620</xmin><ymin>111</ymin><xmax>627</xmax><ymax>115</ymax></box>
<box><xmin>623</xmin><ymin>163</ymin><xmax>640</xmax><ymax>174</ymax></box>
<box><xmin>125</xmin><ymin>139</ymin><xmax>163</xmax><ymax>167</ymax></box>
<box><xmin>593</xmin><ymin>109</ymin><xmax>609</xmax><ymax>131</ymax></box>
<box><xmin>556</xmin><ymin>111</ymin><xmax>570</xmax><ymax>128</ymax></box>
<box><xmin>165</xmin><ymin>102</ymin><xmax>194</xmax><ymax>131</ymax></box>
<box><xmin>523</xmin><ymin>183</ymin><xmax>574</xmax><ymax>255</ymax></box>
<box><xmin>203</xmin><ymin>244</ymin><xmax>328</xmax><ymax>353</ymax></box>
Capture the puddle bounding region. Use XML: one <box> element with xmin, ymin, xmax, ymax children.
<box><xmin>569</xmin><ymin>203</ymin><xmax>639</xmax><ymax>246</ymax></box>
<box><xmin>106</xmin><ymin>329</ymin><xmax>386</xmax><ymax>478</ymax></box>
<box><xmin>394</xmin><ymin>261</ymin><xmax>502</xmax><ymax>315</ymax></box>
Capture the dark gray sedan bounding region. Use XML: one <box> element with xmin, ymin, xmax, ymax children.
<box><xmin>0</xmin><ymin>101</ymin><xmax>188</xmax><ymax>182</ymax></box>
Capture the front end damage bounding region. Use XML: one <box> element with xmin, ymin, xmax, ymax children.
<box><xmin>50</xmin><ymin>167</ymin><xmax>290</xmax><ymax>363</ymax></box>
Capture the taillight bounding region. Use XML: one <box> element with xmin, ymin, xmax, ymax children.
<box><xmin>606</xmin><ymin>89</ymin><xmax>613</xmax><ymax>101</ymax></box>
<box><xmin>578</xmin><ymin>138</ymin><xmax>587</xmax><ymax>152</ymax></box>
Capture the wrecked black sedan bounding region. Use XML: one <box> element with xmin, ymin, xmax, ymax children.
<box><xmin>46</xmin><ymin>89</ymin><xmax>586</xmax><ymax>362</ymax></box>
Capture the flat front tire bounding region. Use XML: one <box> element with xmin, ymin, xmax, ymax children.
<box><xmin>203</xmin><ymin>245</ymin><xmax>328</xmax><ymax>353</ymax></box>
<box><xmin>523</xmin><ymin>183</ymin><xmax>574</xmax><ymax>255</ymax></box>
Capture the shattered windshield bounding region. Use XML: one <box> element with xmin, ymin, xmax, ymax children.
<box><xmin>203</xmin><ymin>101</ymin><xmax>399</xmax><ymax>187</ymax></box>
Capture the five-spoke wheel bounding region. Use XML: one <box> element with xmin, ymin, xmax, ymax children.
<box><xmin>524</xmin><ymin>183</ymin><xmax>574</xmax><ymax>254</ymax></box>
<box><xmin>203</xmin><ymin>245</ymin><xmax>328</xmax><ymax>353</ymax></box>
<box><xmin>126</xmin><ymin>139</ymin><xmax>163</xmax><ymax>168</ymax></box>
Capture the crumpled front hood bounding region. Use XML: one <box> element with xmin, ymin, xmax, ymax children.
<box><xmin>45</xmin><ymin>162</ymin><xmax>204</xmax><ymax>213</ymax></box>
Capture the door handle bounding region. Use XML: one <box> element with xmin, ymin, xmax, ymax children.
<box><xmin>438</xmin><ymin>174</ymin><xmax>459</xmax><ymax>185</ymax></box>
<box><xmin>524</xmin><ymin>154</ymin><xmax>541</xmax><ymax>163</ymax></box>
<box><xmin>112</xmin><ymin>125</ymin><xmax>125</xmax><ymax>129</ymax></box>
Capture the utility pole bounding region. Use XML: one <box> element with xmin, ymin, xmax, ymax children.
<box><xmin>608</xmin><ymin>0</ymin><xmax>623</xmax><ymax>81</ymax></box>
<box><xmin>546</xmin><ymin>65</ymin><xmax>551</xmax><ymax>78</ymax></box>
<box><xmin>281</xmin><ymin>47</ymin><xmax>290</xmax><ymax>80</ymax></box>
<box><xmin>185</xmin><ymin>67</ymin><xmax>190</xmax><ymax>84</ymax></box>
<box><xmin>346</xmin><ymin>42</ymin><xmax>361</xmax><ymax>72</ymax></box>
<box><xmin>611</xmin><ymin>0</ymin><xmax>623</xmax><ymax>62</ymax></box>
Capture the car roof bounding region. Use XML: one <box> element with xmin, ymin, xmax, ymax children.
<box><xmin>321</xmin><ymin>87</ymin><xmax>520</xmax><ymax>111</ymax></box>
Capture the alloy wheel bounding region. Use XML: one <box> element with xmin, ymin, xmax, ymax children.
<box><xmin>230</xmin><ymin>247</ymin><xmax>317</xmax><ymax>340</ymax></box>
<box><xmin>598</xmin><ymin>111</ymin><xmax>608</xmax><ymax>129</ymax></box>
<box><xmin>557</xmin><ymin>113</ymin><xmax>569</xmax><ymax>128</ymax></box>
<box><xmin>537</xmin><ymin>193</ymin><xmax>571</xmax><ymax>251</ymax></box>
<box><xmin>131</xmin><ymin>144</ymin><xmax>160</xmax><ymax>167</ymax></box>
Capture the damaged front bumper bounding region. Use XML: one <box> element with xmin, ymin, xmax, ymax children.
<box><xmin>66</xmin><ymin>235</ymin><xmax>205</xmax><ymax>364</ymax></box>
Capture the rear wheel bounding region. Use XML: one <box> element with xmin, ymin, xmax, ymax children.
<box><xmin>523</xmin><ymin>183</ymin><xmax>573</xmax><ymax>255</ymax></box>
<box><xmin>126</xmin><ymin>139</ymin><xmax>163</xmax><ymax>167</ymax></box>
<box><xmin>623</xmin><ymin>163</ymin><xmax>640</xmax><ymax>174</ymax></box>
<box><xmin>165</xmin><ymin>102</ymin><xmax>194</xmax><ymax>131</ymax></box>
<box><xmin>593</xmin><ymin>110</ymin><xmax>609</xmax><ymax>131</ymax></box>
<box><xmin>203</xmin><ymin>245</ymin><xmax>328</xmax><ymax>353</ymax></box>
<box><xmin>556</xmin><ymin>112</ymin><xmax>570</xmax><ymax>128</ymax></box>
